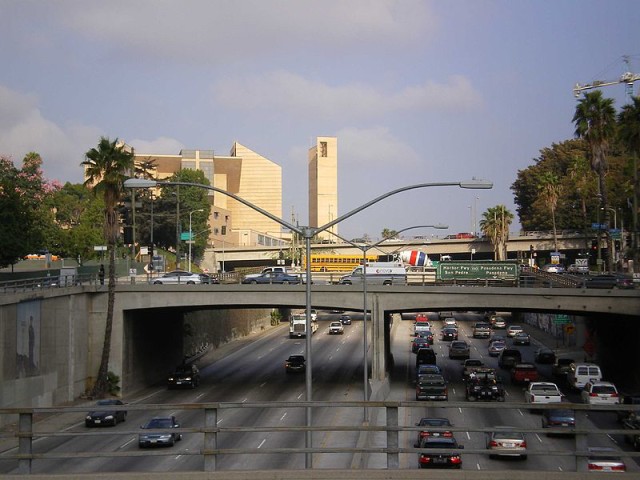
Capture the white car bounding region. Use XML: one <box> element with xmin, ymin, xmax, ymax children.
<box><xmin>581</xmin><ymin>381</ymin><xmax>620</xmax><ymax>405</ymax></box>
<box><xmin>328</xmin><ymin>322</ymin><xmax>344</xmax><ymax>335</ymax></box>
<box><xmin>443</xmin><ymin>317</ymin><xmax>458</xmax><ymax>328</ymax></box>
<box><xmin>152</xmin><ymin>270</ymin><xmax>202</xmax><ymax>284</ymax></box>
<box><xmin>506</xmin><ymin>325</ymin><xmax>524</xmax><ymax>337</ymax></box>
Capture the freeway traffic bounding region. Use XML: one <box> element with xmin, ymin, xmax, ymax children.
<box><xmin>0</xmin><ymin>311</ymin><xmax>638</xmax><ymax>474</ymax></box>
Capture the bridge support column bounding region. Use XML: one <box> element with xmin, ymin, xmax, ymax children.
<box><xmin>204</xmin><ymin>406</ymin><xmax>217</xmax><ymax>471</ymax></box>
<box><xmin>18</xmin><ymin>412</ymin><xmax>32</xmax><ymax>474</ymax></box>
<box><xmin>371</xmin><ymin>294</ymin><xmax>386</xmax><ymax>382</ymax></box>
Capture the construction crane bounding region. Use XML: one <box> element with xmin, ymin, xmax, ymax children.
<box><xmin>573</xmin><ymin>55</ymin><xmax>640</xmax><ymax>99</ymax></box>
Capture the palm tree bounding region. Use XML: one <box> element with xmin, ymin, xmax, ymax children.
<box><xmin>537</xmin><ymin>172</ymin><xmax>562</xmax><ymax>252</ymax></box>
<box><xmin>479</xmin><ymin>205</ymin><xmax>513</xmax><ymax>261</ymax></box>
<box><xmin>567</xmin><ymin>153</ymin><xmax>597</xmax><ymax>251</ymax></box>
<box><xmin>81</xmin><ymin>137</ymin><xmax>134</xmax><ymax>397</ymax></box>
<box><xmin>618</xmin><ymin>96</ymin><xmax>640</xmax><ymax>269</ymax></box>
<box><xmin>572</xmin><ymin>91</ymin><xmax>616</xmax><ymax>271</ymax></box>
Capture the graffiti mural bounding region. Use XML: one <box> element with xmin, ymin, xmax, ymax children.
<box><xmin>16</xmin><ymin>301</ymin><xmax>41</xmax><ymax>378</ymax></box>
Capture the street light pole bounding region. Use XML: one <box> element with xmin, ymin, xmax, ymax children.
<box><xmin>124</xmin><ymin>177</ymin><xmax>491</xmax><ymax>469</ymax></box>
<box><xmin>189</xmin><ymin>209</ymin><xmax>204</xmax><ymax>273</ymax></box>
<box><xmin>326</xmin><ymin>224</ymin><xmax>448</xmax><ymax>421</ymax></box>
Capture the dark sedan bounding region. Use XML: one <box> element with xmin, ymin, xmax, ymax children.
<box><xmin>440</xmin><ymin>327</ymin><xmax>458</xmax><ymax>341</ymax></box>
<box><xmin>584</xmin><ymin>274</ymin><xmax>635</xmax><ymax>289</ymax></box>
<box><xmin>417</xmin><ymin>436</ymin><xmax>464</xmax><ymax>469</ymax></box>
<box><xmin>85</xmin><ymin>399</ymin><xmax>127</xmax><ymax>427</ymax></box>
<box><xmin>534</xmin><ymin>347</ymin><xmax>556</xmax><ymax>364</ymax></box>
<box><xmin>241</xmin><ymin>272</ymin><xmax>302</xmax><ymax>284</ymax></box>
<box><xmin>542</xmin><ymin>408</ymin><xmax>576</xmax><ymax>436</ymax></box>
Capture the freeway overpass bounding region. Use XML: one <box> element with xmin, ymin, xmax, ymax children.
<box><xmin>1</xmin><ymin>281</ymin><xmax>638</xmax><ymax>408</ymax></box>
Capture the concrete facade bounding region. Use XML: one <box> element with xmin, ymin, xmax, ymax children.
<box><xmin>131</xmin><ymin>142</ymin><xmax>283</xmax><ymax>249</ymax></box>
<box><xmin>308</xmin><ymin>137</ymin><xmax>338</xmax><ymax>241</ymax></box>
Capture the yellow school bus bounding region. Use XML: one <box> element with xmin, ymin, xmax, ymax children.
<box><xmin>304</xmin><ymin>254</ymin><xmax>378</xmax><ymax>272</ymax></box>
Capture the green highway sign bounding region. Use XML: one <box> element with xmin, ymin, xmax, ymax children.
<box><xmin>437</xmin><ymin>261</ymin><xmax>518</xmax><ymax>281</ymax></box>
<box><xmin>554</xmin><ymin>314</ymin><xmax>570</xmax><ymax>325</ymax></box>
<box><xmin>180</xmin><ymin>232</ymin><xmax>192</xmax><ymax>241</ymax></box>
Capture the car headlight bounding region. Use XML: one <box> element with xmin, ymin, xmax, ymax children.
<box><xmin>184</xmin><ymin>377</ymin><xmax>191</xmax><ymax>381</ymax></box>
<box><xmin>168</xmin><ymin>377</ymin><xmax>174</xmax><ymax>381</ymax></box>
<box><xmin>86</xmin><ymin>415</ymin><xmax>92</xmax><ymax>420</ymax></box>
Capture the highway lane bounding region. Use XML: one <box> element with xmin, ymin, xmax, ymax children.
<box><xmin>1</xmin><ymin>312</ymin><xmax>371</xmax><ymax>474</ymax></box>
<box><xmin>2</xmin><ymin>310</ymin><xmax>638</xmax><ymax>474</ymax></box>
<box><xmin>389</xmin><ymin>312</ymin><xmax>638</xmax><ymax>472</ymax></box>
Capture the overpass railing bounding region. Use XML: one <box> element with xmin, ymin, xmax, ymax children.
<box><xmin>1</xmin><ymin>401</ymin><xmax>639</xmax><ymax>475</ymax></box>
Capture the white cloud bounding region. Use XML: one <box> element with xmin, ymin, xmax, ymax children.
<box><xmin>212</xmin><ymin>71</ymin><xmax>482</xmax><ymax>120</ymax></box>
<box><xmin>129</xmin><ymin>137</ymin><xmax>186</xmax><ymax>155</ymax></box>
<box><xmin>336</xmin><ymin>126</ymin><xmax>422</xmax><ymax>168</ymax></box>
<box><xmin>0</xmin><ymin>85</ymin><xmax>100</xmax><ymax>183</ymax></box>
<box><xmin>54</xmin><ymin>0</ymin><xmax>436</xmax><ymax>62</ymax></box>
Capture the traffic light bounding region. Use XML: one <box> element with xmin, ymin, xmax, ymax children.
<box><xmin>123</xmin><ymin>226</ymin><xmax>133</xmax><ymax>244</ymax></box>
<box><xmin>591</xmin><ymin>239</ymin><xmax>598</xmax><ymax>251</ymax></box>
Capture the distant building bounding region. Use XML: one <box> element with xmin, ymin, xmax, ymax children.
<box><xmin>130</xmin><ymin>142</ymin><xmax>286</xmax><ymax>248</ymax></box>
<box><xmin>308</xmin><ymin>137</ymin><xmax>338</xmax><ymax>242</ymax></box>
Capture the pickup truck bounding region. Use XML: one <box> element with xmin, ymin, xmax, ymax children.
<box><xmin>416</xmin><ymin>374</ymin><xmax>448</xmax><ymax>401</ymax></box>
<box><xmin>243</xmin><ymin>266</ymin><xmax>306</xmax><ymax>283</ymax></box>
<box><xmin>524</xmin><ymin>382</ymin><xmax>564</xmax><ymax>408</ymax></box>
<box><xmin>510</xmin><ymin>363</ymin><xmax>539</xmax><ymax>384</ymax></box>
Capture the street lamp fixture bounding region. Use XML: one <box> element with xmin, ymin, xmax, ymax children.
<box><xmin>124</xmin><ymin>176</ymin><xmax>491</xmax><ymax>468</ymax></box>
<box><xmin>326</xmin><ymin>224</ymin><xmax>447</xmax><ymax>420</ymax></box>
<box><xmin>188</xmin><ymin>209</ymin><xmax>204</xmax><ymax>273</ymax></box>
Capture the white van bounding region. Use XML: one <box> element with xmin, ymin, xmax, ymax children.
<box><xmin>340</xmin><ymin>262</ymin><xmax>407</xmax><ymax>286</ymax></box>
<box><xmin>567</xmin><ymin>363</ymin><xmax>603</xmax><ymax>390</ymax></box>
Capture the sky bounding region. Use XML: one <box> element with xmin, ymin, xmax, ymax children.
<box><xmin>1</xmin><ymin>1</ymin><xmax>639</xmax><ymax>241</ymax></box>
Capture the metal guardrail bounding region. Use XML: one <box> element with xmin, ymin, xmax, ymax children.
<box><xmin>1</xmin><ymin>401</ymin><xmax>639</xmax><ymax>475</ymax></box>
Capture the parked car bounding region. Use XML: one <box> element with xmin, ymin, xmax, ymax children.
<box><xmin>328</xmin><ymin>321</ymin><xmax>344</xmax><ymax>334</ymax></box>
<box><xmin>448</xmin><ymin>341</ymin><xmax>470</xmax><ymax>360</ymax></box>
<box><xmin>152</xmin><ymin>270</ymin><xmax>202</xmax><ymax>284</ymax></box>
<box><xmin>512</xmin><ymin>332</ymin><xmax>531</xmax><ymax>346</ymax></box>
<box><xmin>541</xmin><ymin>408</ymin><xmax>576</xmax><ymax>436</ymax></box>
<box><xmin>542</xmin><ymin>263</ymin><xmax>565</xmax><ymax>273</ymax></box>
<box><xmin>339</xmin><ymin>314</ymin><xmax>352</xmax><ymax>325</ymax></box>
<box><xmin>552</xmin><ymin>358</ymin><xmax>575</xmax><ymax>377</ymax></box>
<box><xmin>440</xmin><ymin>327</ymin><xmax>458</xmax><ymax>341</ymax></box>
<box><xmin>167</xmin><ymin>364</ymin><xmax>200</xmax><ymax>389</ymax></box>
<box><xmin>85</xmin><ymin>399</ymin><xmax>127</xmax><ymax>427</ymax></box>
<box><xmin>584</xmin><ymin>273</ymin><xmax>635</xmax><ymax>289</ymax></box>
<box><xmin>486</xmin><ymin>427</ymin><xmax>527</xmax><ymax>459</ymax></box>
<box><xmin>413</xmin><ymin>417</ymin><xmax>453</xmax><ymax>447</ymax></box>
<box><xmin>498</xmin><ymin>348</ymin><xmax>522</xmax><ymax>369</ymax></box>
<box><xmin>586</xmin><ymin>447</ymin><xmax>626</xmax><ymax>472</ymax></box>
<box><xmin>506</xmin><ymin>325</ymin><xmax>524</xmax><ymax>337</ymax></box>
<box><xmin>138</xmin><ymin>416</ymin><xmax>182</xmax><ymax>448</ymax></box>
<box><xmin>534</xmin><ymin>347</ymin><xmax>556</xmax><ymax>364</ymax></box>
<box><xmin>510</xmin><ymin>363</ymin><xmax>539</xmax><ymax>384</ymax></box>
<box><xmin>285</xmin><ymin>354</ymin><xmax>306</xmax><ymax>373</ymax></box>
<box><xmin>241</xmin><ymin>272</ymin><xmax>302</xmax><ymax>284</ymax></box>
<box><xmin>417</xmin><ymin>436</ymin><xmax>463</xmax><ymax>469</ymax></box>
<box><xmin>581</xmin><ymin>381</ymin><xmax>620</xmax><ymax>405</ymax></box>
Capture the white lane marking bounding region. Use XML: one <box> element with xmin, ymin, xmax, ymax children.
<box><xmin>242</xmin><ymin>398</ymin><xmax>248</xmax><ymax>403</ymax></box>
<box><xmin>535</xmin><ymin>433</ymin><xmax>542</xmax><ymax>443</ymax></box>
<box><xmin>195</xmin><ymin>393</ymin><xmax>206</xmax><ymax>401</ymax></box>
<box><xmin>297</xmin><ymin>393</ymin><xmax>304</xmax><ymax>400</ymax></box>
<box><xmin>258</xmin><ymin>439</ymin><xmax>266</xmax><ymax>448</ymax></box>
<box><xmin>280</xmin><ymin>412</ymin><xmax>287</xmax><ymax>421</ymax></box>
<box><xmin>476</xmin><ymin>462</ymin><xmax>481</xmax><ymax>470</ymax></box>
<box><xmin>466</xmin><ymin>431</ymin><xmax>471</xmax><ymax>440</ymax></box>
<box><xmin>260</xmin><ymin>382</ymin><xmax>267</xmax><ymax>388</ymax></box>
<box><xmin>120</xmin><ymin>437</ymin><xmax>135</xmax><ymax>449</ymax></box>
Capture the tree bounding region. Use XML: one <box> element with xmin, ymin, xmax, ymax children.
<box><xmin>537</xmin><ymin>172</ymin><xmax>562</xmax><ymax>252</ymax></box>
<box><xmin>381</xmin><ymin>228</ymin><xmax>399</xmax><ymax>239</ymax></box>
<box><xmin>81</xmin><ymin>137</ymin><xmax>134</xmax><ymax>397</ymax></box>
<box><xmin>573</xmin><ymin>91</ymin><xmax>617</xmax><ymax>271</ymax></box>
<box><xmin>617</xmin><ymin>96</ymin><xmax>640</xmax><ymax>269</ymax></box>
<box><xmin>479</xmin><ymin>205</ymin><xmax>513</xmax><ymax>261</ymax></box>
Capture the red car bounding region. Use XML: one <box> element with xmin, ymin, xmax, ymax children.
<box><xmin>510</xmin><ymin>363</ymin><xmax>539</xmax><ymax>384</ymax></box>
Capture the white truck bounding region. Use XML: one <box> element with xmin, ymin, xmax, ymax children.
<box><xmin>244</xmin><ymin>266</ymin><xmax>306</xmax><ymax>283</ymax></box>
<box><xmin>524</xmin><ymin>382</ymin><xmax>564</xmax><ymax>407</ymax></box>
<box><xmin>340</xmin><ymin>262</ymin><xmax>407</xmax><ymax>286</ymax></box>
<box><xmin>289</xmin><ymin>313</ymin><xmax>318</xmax><ymax>338</ymax></box>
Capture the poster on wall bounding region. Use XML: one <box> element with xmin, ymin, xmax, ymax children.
<box><xmin>16</xmin><ymin>300</ymin><xmax>41</xmax><ymax>378</ymax></box>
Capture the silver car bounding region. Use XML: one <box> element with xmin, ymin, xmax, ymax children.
<box><xmin>486</xmin><ymin>427</ymin><xmax>527</xmax><ymax>459</ymax></box>
<box><xmin>138</xmin><ymin>416</ymin><xmax>182</xmax><ymax>447</ymax></box>
<box><xmin>152</xmin><ymin>270</ymin><xmax>202</xmax><ymax>285</ymax></box>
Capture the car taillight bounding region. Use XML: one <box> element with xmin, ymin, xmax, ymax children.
<box><xmin>489</xmin><ymin>440</ymin><xmax>498</xmax><ymax>447</ymax></box>
<box><xmin>520</xmin><ymin>441</ymin><xmax>527</xmax><ymax>448</ymax></box>
<box><xmin>450</xmin><ymin>455</ymin><xmax>462</xmax><ymax>464</ymax></box>
<box><xmin>590</xmin><ymin>392</ymin><xmax>598</xmax><ymax>397</ymax></box>
<box><xmin>611</xmin><ymin>392</ymin><xmax>619</xmax><ymax>397</ymax></box>
<box><xmin>588</xmin><ymin>463</ymin><xmax>603</xmax><ymax>471</ymax></box>
<box><xmin>419</xmin><ymin>455</ymin><xmax>431</xmax><ymax>463</ymax></box>
<box><xmin>443</xmin><ymin>431</ymin><xmax>453</xmax><ymax>437</ymax></box>
<box><xmin>611</xmin><ymin>465</ymin><xmax>626</xmax><ymax>471</ymax></box>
